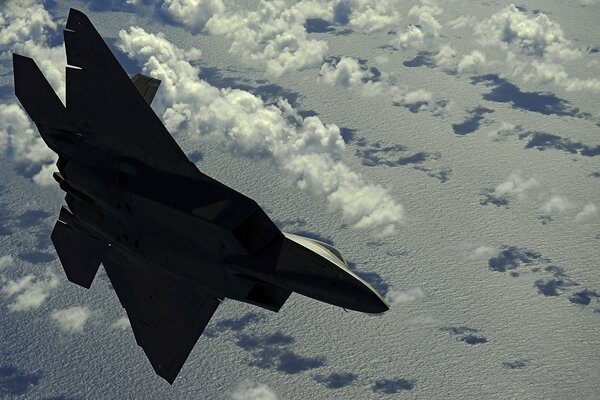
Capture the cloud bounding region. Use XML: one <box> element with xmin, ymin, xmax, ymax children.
<box><xmin>230</xmin><ymin>380</ymin><xmax>278</xmax><ymax>400</ymax></box>
<box><xmin>385</xmin><ymin>287</ymin><xmax>424</xmax><ymax>306</ymax></box>
<box><xmin>118</xmin><ymin>27</ymin><xmax>403</xmax><ymax>235</ymax></box>
<box><xmin>50</xmin><ymin>306</ymin><xmax>91</xmax><ymax>333</ymax></box>
<box><xmin>476</xmin><ymin>5</ymin><xmax>579</xmax><ymax>60</ymax></box>
<box><xmin>519</xmin><ymin>60</ymin><xmax>600</xmax><ymax>92</ymax></box>
<box><xmin>319</xmin><ymin>57</ymin><xmax>382</xmax><ymax>95</ymax></box>
<box><xmin>160</xmin><ymin>0</ymin><xmax>224</xmax><ymax>29</ymax></box>
<box><xmin>1</xmin><ymin>269</ymin><xmax>59</xmax><ymax>312</ymax></box>
<box><xmin>393</xmin><ymin>89</ymin><xmax>432</xmax><ymax>106</ymax></box>
<box><xmin>393</xmin><ymin>3</ymin><xmax>442</xmax><ymax>50</ymax></box>
<box><xmin>111</xmin><ymin>316</ymin><xmax>131</xmax><ymax>330</ymax></box>
<box><xmin>0</xmin><ymin>0</ymin><xmax>57</xmax><ymax>47</ymax></box>
<box><xmin>473</xmin><ymin>5</ymin><xmax>600</xmax><ymax>93</ymax></box>
<box><xmin>575</xmin><ymin>203</ymin><xmax>598</xmax><ymax>223</ymax></box>
<box><xmin>206</xmin><ymin>1</ymin><xmax>328</xmax><ymax>77</ymax></box>
<box><xmin>457</xmin><ymin>50</ymin><xmax>486</xmax><ymax>74</ymax></box>
<box><xmin>484</xmin><ymin>171</ymin><xmax>539</xmax><ymax>205</ymax></box>
<box><xmin>0</xmin><ymin>255</ymin><xmax>14</xmax><ymax>270</ymax></box>
<box><xmin>435</xmin><ymin>44</ymin><xmax>457</xmax><ymax>67</ymax></box>
<box><xmin>330</xmin><ymin>0</ymin><xmax>402</xmax><ymax>33</ymax></box>
<box><xmin>467</xmin><ymin>246</ymin><xmax>495</xmax><ymax>261</ymax></box>
<box><xmin>0</xmin><ymin>0</ymin><xmax>66</xmax><ymax>102</ymax></box>
<box><xmin>0</xmin><ymin>103</ymin><xmax>58</xmax><ymax>185</ymax></box>
<box><xmin>0</xmin><ymin>1</ymin><xmax>62</xmax><ymax>186</ymax></box>
<box><xmin>319</xmin><ymin>57</ymin><xmax>380</xmax><ymax>88</ymax></box>
<box><xmin>540</xmin><ymin>195</ymin><xmax>570</xmax><ymax>215</ymax></box>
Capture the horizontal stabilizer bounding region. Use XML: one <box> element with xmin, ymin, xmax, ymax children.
<box><xmin>131</xmin><ymin>74</ymin><xmax>161</xmax><ymax>105</ymax></box>
<box><xmin>13</xmin><ymin>54</ymin><xmax>71</xmax><ymax>131</ymax></box>
<box><xmin>51</xmin><ymin>207</ymin><xmax>108</xmax><ymax>288</ymax></box>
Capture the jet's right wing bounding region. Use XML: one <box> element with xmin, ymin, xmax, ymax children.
<box><xmin>63</xmin><ymin>8</ymin><xmax>195</xmax><ymax>175</ymax></box>
<box><xmin>102</xmin><ymin>248</ymin><xmax>220</xmax><ymax>384</ymax></box>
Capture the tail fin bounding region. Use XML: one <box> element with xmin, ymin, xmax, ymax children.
<box><xmin>12</xmin><ymin>54</ymin><xmax>72</xmax><ymax>131</ymax></box>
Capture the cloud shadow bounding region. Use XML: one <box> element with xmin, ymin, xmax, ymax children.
<box><xmin>402</xmin><ymin>52</ymin><xmax>435</xmax><ymax>68</ymax></box>
<box><xmin>502</xmin><ymin>359</ymin><xmax>527</xmax><ymax>369</ymax></box>
<box><xmin>488</xmin><ymin>246</ymin><xmax>543</xmax><ymax>273</ymax></box>
<box><xmin>199</xmin><ymin>67</ymin><xmax>301</xmax><ymax>105</ymax></box>
<box><xmin>518</xmin><ymin>132</ymin><xmax>600</xmax><ymax>157</ymax></box>
<box><xmin>305</xmin><ymin>18</ymin><xmax>335</xmax><ymax>33</ymax></box>
<box><xmin>441</xmin><ymin>326</ymin><xmax>488</xmax><ymax>346</ymax></box>
<box><xmin>372</xmin><ymin>378</ymin><xmax>415</xmax><ymax>394</ymax></box>
<box><xmin>314</xmin><ymin>372</ymin><xmax>358</xmax><ymax>389</ymax></box>
<box><xmin>452</xmin><ymin>106</ymin><xmax>494</xmax><ymax>135</ymax></box>
<box><xmin>0</xmin><ymin>365</ymin><xmax>43</xmax><ymax>397</ymax></box>
<box><xmin>236</xmin><ymin>331</ymin><xmax>325</xmax><ymax>374</ymax></box>
<box><xmin>471</xmin><ymin>74</ymin><xmax>589</xmax><ymax>118</ymax></box>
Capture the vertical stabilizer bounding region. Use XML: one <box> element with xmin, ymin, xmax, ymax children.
<box><xmin>13</xmin><ymin>54</ymin><xmax>72</xmax><ymax>131</ymax></box>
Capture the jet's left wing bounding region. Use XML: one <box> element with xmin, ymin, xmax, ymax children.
<box><xmin>102</xmin><ymin>248</ymin><xmax>220</xmax><ymax>384</ymax></box>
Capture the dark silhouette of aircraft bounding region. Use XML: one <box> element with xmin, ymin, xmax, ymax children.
<box><xmin>12</xmin><ymin>8</ymin><xmax>388</xmax><ymax>384</ymax></box>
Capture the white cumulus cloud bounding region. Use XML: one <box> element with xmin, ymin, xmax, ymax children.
<box><xmin>435</xmin><ymin>44</ymin><xmax>457</xmax><ymax>67</ymax></box>
<box><xmin>111</xmin><ymin>316</ymin><xmax>131</xmax><ymax>330</ymax></box>
<box><xmin>1</xmin><ymin>269</ymin><xmax>60</xmax><ymax>312</ymax></box>
<box><xmin>231</xmin><ymin>380</ymin><xmax>278</xmax><ymax>400</ymax></box>
<box><xmin>117</xmin><ymin>27</ymin><xmax>403</xmax><ymax>235</ymax></box>
<box><xmin>476</xmin><ymin>4</ymin><xmax>579</xmax><ymax>60</ymax></box>
<box><xmin>161</xmin><ymin>0</ymin><xmax>224</xmax><ymax>30</ymax></box>
<box><xmin>467</xmin><ymin>245</ymin><xmax>495</xmax><ymax>261</ymax></box>
<box><xmin>385</xmin><ymin>287</ymin><xmax>424</xmax><ymax>306</ymax></box>
<box><xmin>394</xmin><ymin>3</ymin><xmax>442</xmax><ymax>50</ymax></box>
<box><xmin>540</xmin><ymin>195</ymin><xmax>570</xmax><ymax>215</ymax></box>
<box><xmin>0</xmin><ymin>103</ymin><xmax>58</xmax><ymax>185</ymax></box>
<box><xmin>457</xmin><ymin>50</ymin><xmax>486</xmax><ymax>74</ymax></box>
<box><xmin>206</xmin><ymin>1</ymin><xmax>328</xmax><ymax>77</ymax></box>
<box><xmin>0</xmin><ymin>0</ymin><xmax>66</xmax><ymax>102</ymax></box>
<box><xmin>51</xmin><ymin>306</ymin><xmax>91</xmax><ymax>333</ymax></box>
<box><xmin>319</xmin><ymin>57</ymin><xmax>382</xmax><ymax>95</ymax></box>
<box><xmin>0</xmin><ymin>255</ymin><xmax>14</xmax><ymax>270</ymax></box>
<box><xmin>492</xmin><ymin>171</ymin><xmax>539</xmax><ymax>200</ymax></box>
<box><xmin>474</xmin><ymin>4</ymin><xmax>600</xmax><ymax>93</ymax></box>
<box><xmin>575</xmin><ymin>203</ymin><xmax>598</xmax><ymax>223</ymax></box>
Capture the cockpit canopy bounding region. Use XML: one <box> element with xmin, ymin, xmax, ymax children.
<box><xmin>283</xmin><ymin>232</ymin><xmax>348</xmax><ymax>268</ymax></box>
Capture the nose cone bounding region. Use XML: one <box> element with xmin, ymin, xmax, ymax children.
<box><xmin>337</xmin><ymin>271</ymin><xmax>389</xmax><ymax>314</ymax></box>
<box><xmin>275</xmin><ymin>232</ymin><xmax>390</xmax><ymax>314</ymax></box>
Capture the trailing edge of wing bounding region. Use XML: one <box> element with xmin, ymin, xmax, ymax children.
<box><xmin>102</xmin><ymin>248</ymin><xmax>220</xmax><ymax>384</ymax></box>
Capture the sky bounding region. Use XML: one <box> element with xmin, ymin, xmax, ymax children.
<box><xmin>0</xmin><ymin>0</ymin><xmax>599</xmax><ymax>398</ymax></box>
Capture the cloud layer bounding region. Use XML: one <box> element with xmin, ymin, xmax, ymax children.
<box><xmin>117</xmin><ymin>27</ymin><xmax>403</xmax><ymax>235</ymax></box>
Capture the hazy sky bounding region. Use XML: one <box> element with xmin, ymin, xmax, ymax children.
<box><xmin>0</xmin><ymin>1</ymin><xmax>599</xmax><ymax>399</ymax></box>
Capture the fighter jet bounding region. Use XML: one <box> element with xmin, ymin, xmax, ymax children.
<box><xmin>12</xmin><ymin>8</ymin><xmax>388</xmax><ymax>384</ymax></box>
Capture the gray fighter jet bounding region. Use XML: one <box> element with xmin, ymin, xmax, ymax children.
<box><xmin>12</xmin><ymin>8</ymin><xmax>388</xmax><ymax>384</ymax></box>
